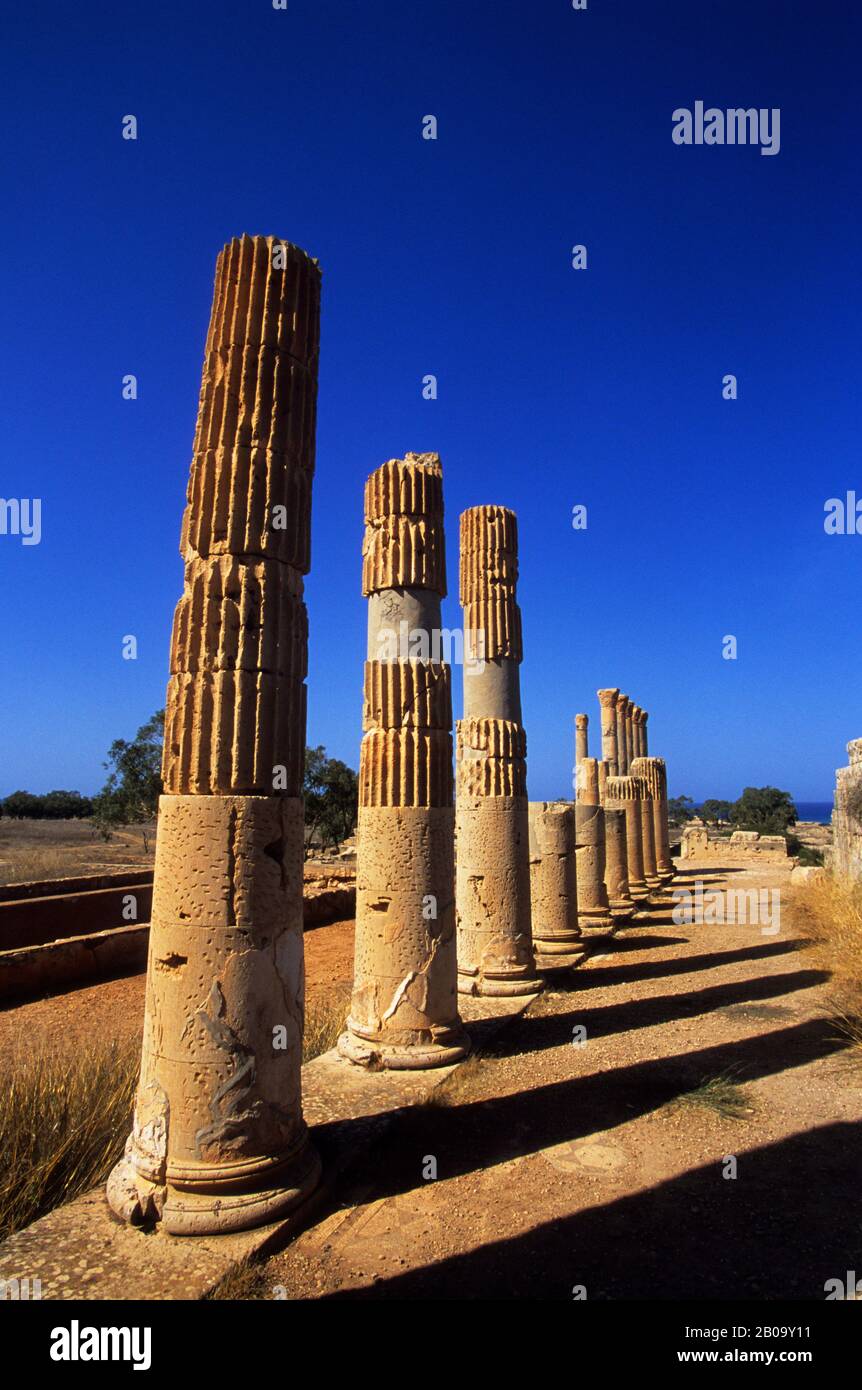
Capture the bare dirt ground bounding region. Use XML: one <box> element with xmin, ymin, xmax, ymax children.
<box><xmin>252</xmin><ymin>857</ymin><xmax>862</xmax><ymax>1301</ymax></box>
<box><xmin>0</xmin><ymin>918</ymin><xmax>356</xmax><ymax>1068</ymax></box>
<box><xmin>0</xmin><ymin>819</ymin><xmax>155</xmax><ymax>885</ymax></box>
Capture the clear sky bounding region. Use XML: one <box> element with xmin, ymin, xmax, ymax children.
<box><xmin>0</xmin><ymin>0</ymin><xmax>858</xmax><ymax>804</ymax></box>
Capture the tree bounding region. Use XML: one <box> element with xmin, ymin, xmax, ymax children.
<box><xmin>1</xmin><ymin>790</ymin><xmax>46</xmax><ymax>819</ymax></box>
<box><xmin>699</xmin><ymin>799</ymin><xmax>734</xmax><ymax>827</ymax></box>
<box><xmin>303</xmin><ymin>745</ymin><xmax>358</xmax><ymax>855</ymax></box>
<box><xmin>667</xmin><ymin>795</ymin><xmax>696</xmax><ymax>826</ymax></box>
<box><xmin>732</xmin><ymin>786</ymin><xmax>797</xmax><ymax>835</ymax></box>
<box><xmin>92</xmin><ymin>710</ymin><xmax>164</xmax><ymax>851</ymax></box>
<box><xmin>42</xmin><ymin>790</ymin><xmax>94</xmax><ymax>819</ymax></box>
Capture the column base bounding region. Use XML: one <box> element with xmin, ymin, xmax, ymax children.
<box><xmin>338</xmin><ymin>1024</ymin><xmax>470</xmax><ymax>1070</ymax></box>
<box><xmin>457</xmin><ymin>968</ymin><xmax>544</xmax><ymax>998</ymax></box>
<box><xmin>576</xmin><ymin>912</ymin><xmax>616</xmax><ymax>936</ymax></box>
<box><xmin>107</xmin><ymin>1131</ymin><xmax>321</xmax><ymax>1237</ymax></box>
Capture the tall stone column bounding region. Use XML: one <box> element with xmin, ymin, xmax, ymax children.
<box><xmin>635</xmin><ymin>755</ymin><xmax>674</xmax><ymax>882</ymax></box>
<box><xmin>616</xmin><ymin>694</ymin><xmax>630</xmax><ymax>774</ymax></box>
<box><xmin>341</xmin><ymin>454</ymin><xmax>470</xmax><ymax>1066</ymax></box>
<box><xmin>602</xmin><ymin>793</ymin><xmax>637</xmax><ymax>919</ymax></box>
<box><xmin>606</xmin><ymin>775</ymin><xmax>649</xmax><ymax>900</ymax></box>
<box><xmin>631</xmin><ymin>758</ymin><xmax>662</xmax><ymax>890</ymax></box>
<box><xmin>631</xmin><ymin>706</ymin><xmax>645</xmax><ymax>760</ymax></box>
<box><xmin>597</xmin><ymin>688</ymin><xmax>619</xmax><ymax>776</ymax></box>
<box><xmin>625</xmin><ymin>700</ymin><xmax>636</xmax><ymax>771</ymax></box>
<box><xmin>575</xmin><ymin>757</ymin><xmax>614</xmax><ymax>932</ymax></box>
<box><xmin>640</xmin><ymin>709</ymin><xmax>650</xmax><ymax>757</ymax></box>
<box><xmin>529</xmin><ymin>802</ymin><xmax>584</xmax><ymax>969</ymax></box>
<box><xmin>108</xmin><ymin>235</ymin><xmax>322</xmax><ymax>1234</ymax></box>
<box><xmin>455</xmin><ymin>506</ymin><xmax>541</xmax><ymax>996</ymax></box>
<box><xmin>575</xmin><ymin>713</ymin><xmax>589</xmax><ymax>767</ymax></box>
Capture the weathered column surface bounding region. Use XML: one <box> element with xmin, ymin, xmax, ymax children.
<box><xmin>575</xmin><ymin>713</ymin><xmax>589</xmax><ymax>767</ymax></box>
<box><xmin>529</xmin><ymin>801</ymin><xmax>585</xmax><ymax>969</ymax></box>
<box><xmin>631</xmin><ymin>759</ymin><xmax>663</xmax><ymax>890</ymax></box>
<box><xmin>635</xmin><ymin>755</ymin><xmax>674</xmax><ymax>882</ymax></box>
<box><xmin>640</xmin><ymin>708</ymin><xmax>650</xmax><ymax>757</ymax></box>
<box><xmin>341</xmin><ymin>454</ymin><xmax>469</xmax><ymax>1066</ymax></box>
<box><xmin>456</xmin><ymin>506</ymin><xmax>541</xmax><ymax>995</ymax></box>
<box><xmin>832</xmin><ymin>738</ymin><xmax>862</xmax><ymax>880</ymax></box>
<box><xmin>631</xmin><ymin>707</ymin><xmax>644</xmax><ymax>761</ymax></box>
<box><xmin>108</xmin><ymin>235</ymin><xmax>322</xmax><ymax>1234</ymax></box>
<box><xmin>616</xmin><ymin>694</ymin><xmax>630</xmax><ymax>774</ymax></box>
<box><xmin>597</xmin><ymin>688</ymin><xmax>619</xmax><ymax>777</ymax></box>
<box><xmin>575</xmin><ymin>757</ymin><xmax>613</xmax><ymax>932</ymax></box>
<box><xmin>603</xmin><ymin>799</ymin><xmax>637</xmax><ymax>918</ymax></box>
<box><xmin>606</xmin><ymin>774</ymin><xmax>649</xmax><ymax>901</ymax></box>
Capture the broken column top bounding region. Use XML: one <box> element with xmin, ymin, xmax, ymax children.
<box><xmin>181</xmin><ymin>233</ymin><xmax>322</xmax><ymax>574</ymax></box>
<box><xmin>362</xmin><ymin>453</ymin><xmax>446</xmax><ymax>597</ymax></box>
<box><xmin>848</xmin><ymin>738</ymin><xmax>862</xmax><ymax>765</ymax></box>
<box><xmin>459</xmin><ymin>504</ymin><xmax>522</xmax><ymax>662</ymax></box>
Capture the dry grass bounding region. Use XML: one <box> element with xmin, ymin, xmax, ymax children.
<box><xmin>0</xmin><ymin>817</ymin><xmax>154</xmax><ymax>886</ymax></box>
<box><xmin>303</xmin><ymin>987</ymin><xmax>350</xmax><ymax>1062</ymax></box>
<box><xmin>785</xmin><ymin>874</ymin><xmax>862</xmax><ymax>1056</ymax></box>
<box><xmin>672</xmin><ymin>1069</ymin><xmax>754</xmax><ymax>1120</ymax></box>
<box><xmin>0</xmin><ymin>1038</ymin><xmax>139</xmax><ymax>1240</ymax></box>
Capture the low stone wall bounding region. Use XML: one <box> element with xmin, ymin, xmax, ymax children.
<box><xmin>0</xmin><ymin>924</ymin><xmax>149</xmax><ymax>1002</ymax></box>
<box><xmin>680</xmin><ymin>826</ymin><xmax>789</xmax><ymax>863</ymax></box>
<box><xmin>832</xmin><ymin>738</ymin><xmax>862</xmax><ymax>881</ymax></box>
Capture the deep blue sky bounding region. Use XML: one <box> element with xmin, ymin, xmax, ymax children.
<box><xmin>0</xmin><ymin>0</ymin><xmax>858</xmax><ymax>803</ymax></box>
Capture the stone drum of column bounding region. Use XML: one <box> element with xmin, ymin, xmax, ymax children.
<box><xmin>108</xmin><ymin>235</ymin><xmax>322</xmax><ymax>1235</ymax></box>
<box><xmin>456</xmin><ymin>506</ymin><xmax>541</xmax><ymax>995</ymax></box>
<box><xmin>340</xmin><ymin>454</ymin><xmax>469</xmax><ymax>1067</ymax></box>
<box><xmin>528</xmin><ymin>801</ymin><xmax>584</xmax><ymax>969</ymax></box>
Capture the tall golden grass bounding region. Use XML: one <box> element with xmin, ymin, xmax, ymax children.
<box><xmin>785</xmin><ymin>873</ymin><xmax>862</xmax><ymax>1055</ymax></box>
<box><xmin>0</xmin><ymin>989</ymin><xmax>348</xmax><ymax>1241</ymax></box>
<box><xmin>0</xmin><ymin>1039</ymin><xmax>139</xmax><ymax>1240</ymax></box>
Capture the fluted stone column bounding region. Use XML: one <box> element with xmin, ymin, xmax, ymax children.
<box><xmin>456</xmin><ymin>506</ymin><xmax>541</xmax><ymax>996</ymax></box>
<box><xmin>635</xmin><ymin>755</ymin><xmax>674</xmax><ymax>882</ymax></box>
<box><xmin>108</xmin><ymin>235</ymin><xmax>322</xmax><ymax>1234</ymax></box>
<box><xmin>606</xmin><ymin>774</ymin><xmax>649</xmax><ymax>901</ymax></box>
<box><xmin>597</xmin><ymin>688</ymin><xmax>619</xmax><ymax>777</ymax></box>
<box><xmin>529</xmin><ymin>801</ymin><xmax>584</xmax><ymax>969</ymax></box>
<box><xmin>575</xmin><ymin>714</ymin><xmax>589</xmax><ymax>767</ymax></box>
<box><xmin>616</xmin><ymin>694</ymin><xmax>630</xmax><ymax>774</ymax></box>
<box><xmin>631</xmin><ymin>758</ymin><xmax>663</xmax><ymax>890</ymax></box>
<box><xmin>575</xmin><ymin>757</ymin><xmax>614</xmax><ymax>932</ymax></box>
<box><xmin>341</xmin><ymin>455</ymin><xmax>470</xmax><ymax>1067</ymax></box>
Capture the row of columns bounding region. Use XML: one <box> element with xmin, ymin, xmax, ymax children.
<box><xmin>573</xmin><ymin>692</ymin><xmax>675</xmax><ymax>930</ymax></box>
<box><xmin>108</xmin><ymin>236</ymin><xmax>678</xmax><ymax>1240</ymax></box>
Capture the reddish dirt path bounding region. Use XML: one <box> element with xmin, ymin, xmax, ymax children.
<box><xmin>0</xmin><ymin>919</ymin><xmax>356</xmax><ymax>1065</ymax></box>
<box><xmin>255</xmin><ymin>860</ymin><xmax>862</xmax><ymax>1301</ymax></box>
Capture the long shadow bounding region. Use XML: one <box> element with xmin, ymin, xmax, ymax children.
<box><xmin>322</xmin><ymin>1121</ymin><xmax>862</xmax><ymax>1299</ymax></box>
<box><xmin>567</xmin><ymin>939</ymin><xmax>802</xmax><ymax>991</ymax></box>
<box><xmin>312</xmin><ymin>1018</ymin><xmax>850</xmax><ymax>1204</ymax></box>
<box><xmin>485</xmin><ymin>968</ymin><xmax>829</xmax><ymax>1060</ymax></box>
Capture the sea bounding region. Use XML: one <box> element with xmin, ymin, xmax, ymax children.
<box><xmin>794</xmin><ymin>801</ymin><xmax>833</xmax><ymax>825</ymax></box>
